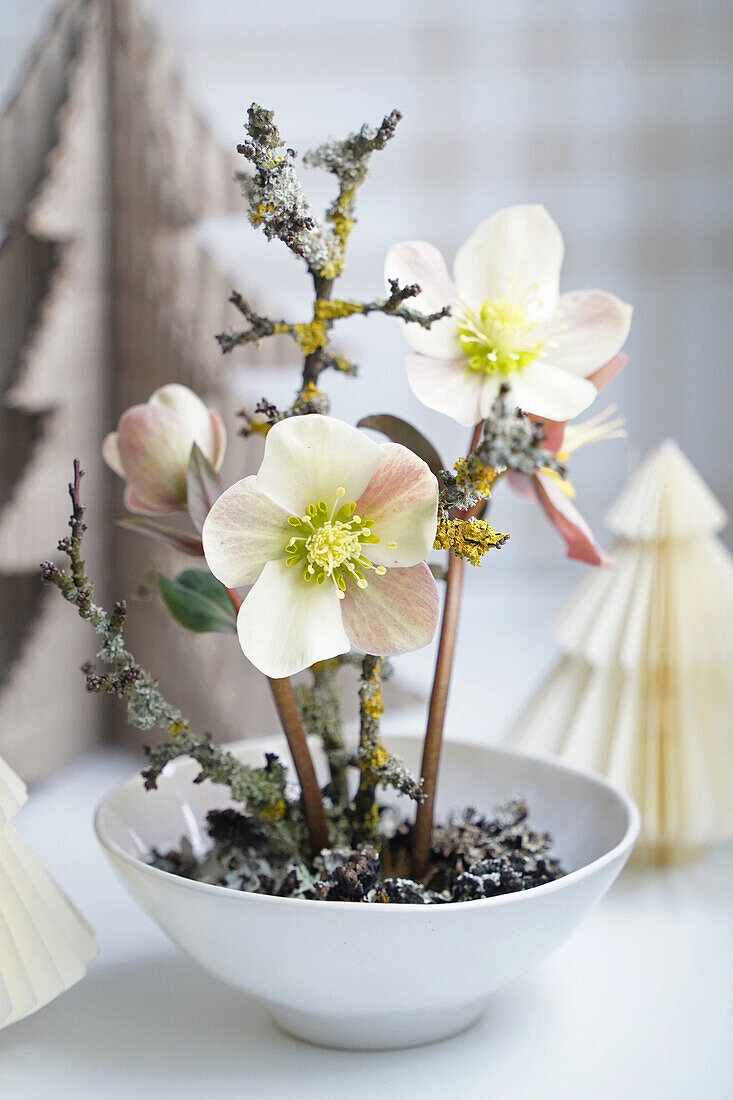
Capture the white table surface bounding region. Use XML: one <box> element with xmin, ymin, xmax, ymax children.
<box><xmin>1</xmin><ymin>741</ymin><xmax>731</xmax><ymax>1100</ymax></box>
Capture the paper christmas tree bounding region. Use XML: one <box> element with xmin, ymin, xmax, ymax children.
<box><xmin>0</xmin><ymin>752</ymin><xmax>97</xmax><ymax>1029</ymax></box>
<box><xmin>509</xmin><ymin>440</ymin><xmax>733</xmax><ymax>863</ymax></box>
<box><xmin>0</xmin><ymin>0</ymin><xmax>280</xmax><ymax>778</ymax></box>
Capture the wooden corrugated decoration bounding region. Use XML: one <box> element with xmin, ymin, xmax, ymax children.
<box><xmin>0</xmin><ymin>0</ymin><xmax>281</xmax><ymax>779</ymax></box>
<box><xmin>509</xmin><ymin>441</ymin><xmax>733</xmax><ymax>863</ymax></box>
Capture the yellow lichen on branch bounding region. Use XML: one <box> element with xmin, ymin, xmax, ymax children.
<box><xmin>453</xmin><ymin>456</ymin><xmax>497</xmax><ymax>498</ymax></box>
<box><xmin>292</xmin><ymin>298</ymin><xmax>366</xmax><ymax>355</ymax></box>
<box><xmin>434</xmin><ymin>518</ymin><xmax>509</xmax><ymax>566</ymax></box>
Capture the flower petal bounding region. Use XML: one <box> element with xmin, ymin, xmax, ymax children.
<box><xmin>506</xmin><ymin>361</ymin><xmax>597</xmax><ymax>421</ymax></box>
<box><xmin>102</xmin><ymin>432</ymin><xmax>125</xmax><ymax>478</ymax></box>
<box><xmin>208</xmin><ymin>409</ymin><xmax>227</xmax><ymax>470</ymax></box>
<box><xmin>505</xmin><ymin>470</ymin><xmax>536</xmax><ymax>500</ymax></box>
<box><xmin>478</xmin><ymin>374</ymin><xmax>508</xmax><ymax>419</ymax></box>
<box><xmin>588</xmin><ymin>352</ymin><xmax>629</xmax><ymax>392</ymax></box>
<box><xmin>532</xmin><ymin>417</ymin><xmax>566</xmax><ymax>455</ymax></box>
<box><xmin>123</xmin><ymin>485</ymin><xmax>164</xmax><ymax>515</ymax></box>
<box><xmin>237</xmin><ymin>559</ymin><xmax>350</xmax><ymax>677</ymax></box>
<box><xmin>341</xmin><ymin>563</ymin><xmax>439</xmax><ymax>656</ymax></box>
<box><xmin>355</xmin><ymin>443</ymin><xmax>438</xmax><ymax>567</ymax></box>
<box><xmin>545</xmin><ymin>291</ymin><xmax>632</xmax><ymax>377</ymax></box>
<box><xmin>117</xmin><ymin>404</ymin><xmax>190</xmax><ymax>511</ymax></box>
<box><xmin>406</xmin><ymin>353</ymin><xmax>485</xmax><ymax>427</ymax></box>
<box><xmin>384</xmin><ymin>241</ymin><xmax>460</xmax><ymax>358</ymax></box>
<box><xmin>150</xmin><ymin>384</ymin><xmax>218</xmax><ymax>456</ymax></box>
<box><xmin>454</xmin><ymin>205</ymin><xmax>563</xmax><ymax>321</ymax></box>
<box><xmin>202</xmin><ymin>476</ymin><xmax>290</xmax><ymax>587</ymax></box>
<box><xmin>255</xmin><ymin>414</ymin><xmax>381</xmax><ymax>515</ymax></box>
<box><xmin>534</xmin><ymin>471</ymin><xmax>612</xmax><ymax>567</ymax></box>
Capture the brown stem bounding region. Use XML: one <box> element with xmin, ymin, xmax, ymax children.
<box><xmin>268</xmin><ymin>676</ymin><xmax>330</xmax><ymax>854</ymax></box>
<box><xmin>411</xmin><ymin>421</ymin><xmax>484</xmax><ymax>879</ymax></box>
<box><xmin>225</xmin><ymin>587</ymin><xmax>329</xmax><ymax>855</ymax></box>
<box><xmin>411</xmin><ymin>553</ymin><xmax>465</xmax><ymax>879</ymax></box>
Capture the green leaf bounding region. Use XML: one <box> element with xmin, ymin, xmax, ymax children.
<box><xmin>186</xmin><ymin>444</ymin><xmax>223</xmax><ymax>533</ymax></box>
<box><xmin>158</xmin><ymin>569</ymin><xmax>237</xmax><ymax>634</ymax></box>
<box><xmin>117</xmin><ymin>517</ymin><xmax>204</xmax><ymax>557</ymax></box>
<box><xmin>357</xmin><ymin>414</ymin><xmax>444</xmax><ymax>477</ymax></box>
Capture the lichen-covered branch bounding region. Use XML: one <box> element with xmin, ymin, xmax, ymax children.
<box><xmin>236</xmin><ymin>104</ymin><xmax>402</xmax><ymax>283</ymax></box>
<box><xmin>475</xmin><ymin>385</ymin><xmax>565</xmax><ymax>478</ymax></box>
<box><xmin>294</xmin><ymin>658</ymin><xmax>352</xmax><ymax>805</ymax></box>
<box><xmin>302</xmin><ymin>109</ymin><xmax>401</xmax><ymax>280</ymax></box>
<box><xmin>352</xmin><ymin>656</ymin><xmax>422</xmax><ymax>844</ymax></box>
<box><xmin>222</xmin><ymin>105</ymin><xmax>451</xmax><ymax>430</ymax></box>
<box><xmin>237</xmin><ymin>104</ymin><xmax>321</xmax><ymax>266</ymax></box>
<box><xmin>437</xmin><ymin>385</ymin><xmax>566</xmax><ymax>518</ymax></box>
<box><xmin>41</xmin><ymin>462</ymin><xmax>304</xmax><ymax>859</ymax></box>
<box><xmin>218</xmin><ymin>282</ymin><xmax>447</xmax><ymax>377</ymax></box>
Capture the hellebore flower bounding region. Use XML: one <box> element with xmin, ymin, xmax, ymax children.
<box><xmin>103</xmin><ymin>384</ymin><xmax>226</xmax><ymax>515</ymax></box>
<box><xmin>202</xmin><ymin>414</ymin><xmax>440</xmax><ymax>678</ymax></box>
<box><xmin>386</xmin><ymin>204</ymin><xmax>632</xmax><ymax>426</ymax></box>
<box><xmin>508</xmin><ymin>404</ymin><xmax>627</xmax><ymax>567</ymax></box>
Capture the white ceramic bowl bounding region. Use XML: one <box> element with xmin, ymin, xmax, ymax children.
<box><xmin>95</xmin><ymin>735</ymin><xmax>639</xmax><ymax>1050</ymax></box>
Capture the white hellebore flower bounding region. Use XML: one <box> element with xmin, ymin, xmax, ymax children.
<box><xmin>386</xmin><ymin>204</ymin><xmax>632</xmax><ymax>427</ymax></box>
<box><xmin>202</xmin><ymin>414</ymin><xmax>440</xmax><ymax>679</ymax></box>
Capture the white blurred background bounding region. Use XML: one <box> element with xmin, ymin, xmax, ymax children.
<box><xmin>2</xmin><ymin>0</ymin><xmax>732</xmax><ymax>734</ymax></box>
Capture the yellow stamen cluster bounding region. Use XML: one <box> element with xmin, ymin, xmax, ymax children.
<box><xmin>284</xmin><ymin>487</ymin><xmax>387</xmax><ymax>598</ymax></box>
<box><xmin>456</xmin><ymin>282</ymin><xmax>550</xmax><ymax>376</ymax></box>
<box><xmin>434</xmin><ymin>518</ymin><xmax>509</xmax><ymax>567</ymax></box>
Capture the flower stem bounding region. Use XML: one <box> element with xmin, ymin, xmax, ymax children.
<box><xmin>412</xmin><ymin>421</ymin><xmax>484</xmax><ymax>879</ymax></box>
<box><xmin>225</xmin><ymin>587</ymin><xmax>329</xmax><ymax>855</ymax></box>
<box><xmin>411</xmin><ymin>552</ymin><xmax>465</xmax><ymax>879</ymax></box>
<box><xmin>268</xmin><ymin>676</ymin><xmax>330</xmax><ymax>855</ymax></box>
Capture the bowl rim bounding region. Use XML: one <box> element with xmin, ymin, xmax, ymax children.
<box><xmin>94</xmin><ymin>734</ymin><xmax>640</xmax><ymax>915</ymax></box>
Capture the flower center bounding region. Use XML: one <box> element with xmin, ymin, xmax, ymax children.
<box><xmin>284</xmin><ymin>487</ymin><xmax>386</xmax><ymax>599</ymax></box>
<box><xmin>457</xmin><ymin>283</ymin><xmax>546</xmax><ymax>376</ymax></box>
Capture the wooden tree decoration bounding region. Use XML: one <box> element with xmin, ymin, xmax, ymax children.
<box><xmin>509</xmin><ymin>440</ymin><xmax>733</xmax><ymax>863</ymax></box>
<box><xmin>0</xmin><ymin>0</ymin><xmax>277</xmax><ymax>778</ymax></box>
<box><xmin>0</xmin><ymin>752</ymin><xmax>97</xmax><ymax>1028</ymax></box>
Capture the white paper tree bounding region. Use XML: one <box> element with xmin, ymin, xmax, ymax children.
<box><xmin>509</xmin><ymin>440</ymin><xmax>733</xmax><ymax>863</ymax></box>
<box><xmin>0</xmin><ymin>752</ymin><xmax>96</xmax><ymax>1029</ymax></box>
<box><xmin>0</xmin><ymin>0</ymin><xmax>281</xmax><ymax>779</ymax></box>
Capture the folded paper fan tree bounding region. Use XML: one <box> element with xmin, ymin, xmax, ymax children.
<box><xmin>0</xmin><ymin>753</ymin><xmax>97</xmax><ymax>1029</ymax></box>
<box><xmin>509</xmin><ymin>440</ymin><xmax>733</xmax><ymax>863</ymax></box>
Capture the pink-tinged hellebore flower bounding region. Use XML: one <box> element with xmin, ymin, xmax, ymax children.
<box><xmin>202</xmin><ymin>414</ymin><xmax>440</xmax><ymax>679</ymax></box>
<box><xmin>509</xmin><ymin>404</ymin><xmax>627</xmax><ymax>567</ymax></box>
<box><xmin>103</xmin><ymin>384</ymin><xmax>226</xmax><ymax>515</ymax></box>
<box><xmin>386</xmin><ymin>204</ymin><xmax>632</xmax><ymax>426</ymax></box>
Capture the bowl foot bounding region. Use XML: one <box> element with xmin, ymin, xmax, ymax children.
<box><xmin>268</xmin><ymin>1001</ymin><xmax>485</xmax><ymax>1051</ymax></box>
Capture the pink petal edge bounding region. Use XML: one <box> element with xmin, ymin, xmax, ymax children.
<box><xmin>533</xmin><ymin>471</ymin><xmax>613</xmax><ymax>568</ymax></box>
<box><xmin>341</xmin><ymin>562</ymin><xmax>440</xmax><ymax>656</ymax></box>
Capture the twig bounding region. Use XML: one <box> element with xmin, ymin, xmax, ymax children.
<box><xmin>42</xmin><ymin>463</ymin><xmax>302</xmax><ymax>857</ymax></box>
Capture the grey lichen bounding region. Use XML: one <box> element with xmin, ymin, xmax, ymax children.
<box><xmin>437</xmin><ymin>384</ymin><xmax>566</xmax><ymax>518</ymax></box>
<box><xmin>474</xmin><ymin>384</ymin><xmax>566</xmax><ymax>479</ymax></box>
<box><xmin>237</xmin><ymin>104</ymin><xmax>322</xmax><ymax>266</ymax></box>
<box><xmin>151</xmin><ymin>798</ymin><xmax>564</xmax><ymax>904</ymax></box>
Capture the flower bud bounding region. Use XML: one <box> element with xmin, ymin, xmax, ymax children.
<box><xmin>103</xmin><ymin>384</ymin><xmax>226</xmax><ymax>515</ymax></box>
